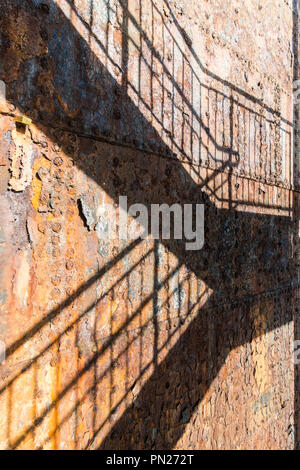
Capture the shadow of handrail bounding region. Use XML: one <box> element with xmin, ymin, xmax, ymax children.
<box><xmin>0</xmin><ymin>0</ymin><xmax>297</xmax><ymax>450</ymax></box>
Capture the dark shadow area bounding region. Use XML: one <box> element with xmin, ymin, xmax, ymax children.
<box><xmin>0</xmin><ymin>0</ymin><xmax>297</xmax><ymax>449</ymax></box>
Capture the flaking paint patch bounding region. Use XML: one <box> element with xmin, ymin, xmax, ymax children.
<box><xmin>9</xmin><ymin>129</ymin><xmax>34</xmax><ymax>192</ymax></box>
<box><xmin>79</xmin><ymin>194</ymin><xmax>97</xmax><ymax>230</ymax></box>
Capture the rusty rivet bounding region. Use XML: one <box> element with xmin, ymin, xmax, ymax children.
<box><xmin>52</xmin><ymin>209</ymin><xmax>62</xmax><ymax>217</ymax></box>
<box><xmin>37</xmin><ymin>167</ymin><xmax>48</xmax><ymax>180</ymax></box>
<box><xmin>54</xmin><ymin>170</ymin><xmax>64</xmax><ymax>180</ymax></box>
<box><xmin>51</xmin><ymin>235</ymin><xmax>60</xmax><ymax>246</ymax></box>
<box><xmin>53</xmin><ymin>156</ymin><xmax>63</xmax><ymax>167</ymax></box>
<box><xmin>51</xmin><ymin>287</ymin><xmax>61</xmax><ymax>298</ymax></box>
<box><xmin>66</xmin><ymin>248</ymin><xmax>74</xmax><ymax>257</ymax></box>
<box><xmin>52</xmin><ymin>222</ymin><xmax>62</xmax><ymax>233</ymax></box>
<box><xmin>65</xmin><ymin>208</ymin><xmax>74</xmax><ymax>218</ymax></box>
<box><xmin>66</xmin><ymin>287</ymin><xmax>73</xmax><ymax>296</ymax></box>
<box><xmin>38</xmin><ymin>224</ymin><xmax>46</xmax><ymax>234</ymax></box>
<box><xmin>52</xmin><ymin>248</ymin><xmax>61</xmax><ymax>258</ymax></box>
<box><xmin>66</xmin><ymin>259</ymin><xmax>74</xmax><ymax>270</ymax></box>
<box><xmin>40</xmin><ymin>193</ymin><xmax>48</xmax><ymax>204</ymax></box>
<box><xmin>112</xmin><ymin>247</ymin><xmax>118</xmax><ymax>257</ymax></box>
<box><xmin>51</xmin><ymin>275</ymin><xmax>61</xmax><ymax>286</ymax></box>
<box><xmin>53</xmin><ymin>183</ymin><xmax>62</xmax><ymax>193</ymax></box>
<box><xmin>50</xmin><ymin>357</ymin><xmax>58</xmax><ymax>367</ymax></box>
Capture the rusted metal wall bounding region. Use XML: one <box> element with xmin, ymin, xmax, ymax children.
<box><xmin>0</xmin><ymin>0</ymin><xmax>299</xmax><ymax>449</ymax></box>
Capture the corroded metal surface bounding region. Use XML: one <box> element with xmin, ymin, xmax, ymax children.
<box><xmin>0</xmin><ymin>0</ymin><xmax>299</xmax><ymax>449</ymax></box>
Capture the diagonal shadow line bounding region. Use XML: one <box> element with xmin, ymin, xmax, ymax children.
<box><xmin>9</xmin><ymin>261</ymin><xmax>187</xmax><ymax>449</ymax></box>
<box><xmin>0</xmin><ymin>241</ymin><xmax>154</xmax><ymax>396</ymax></box>
<box><xmin>64</xmin><ymin>0</ymin><xmax>291</xmax><ymax>126</ymax></box>
<box><xmin>32</xmin><ymin>0</ymin><xmax>243</xmax><ymax>172</ymax></box>
<box><xmin>65</xmin><ymin>0</ymin><xmax>236</xmax><ymax>155</ymax></box>
<box><xmin>37</xmin><ymin>288</ymin><xmax>209</xmax><ymax>449</ymax></box>
<box><xmin>0</xmin><ymin>0</ymin><xmax>284</xmax><ymax>330</ymax></box>
<box><xmin>15</xmin><ymin>279</ymin><xmax>294</xmax><ymax>449</ymax></box>
<box><xmin>9</xmin><ymin>277</ymin><xmax>295</xmax><ymax>449</ymax></box>
<box><xmin>64</xmin><ymin>0</ymin><xmax>291</xmax><ymax>160</ymax></box>
<box><xmin>1</xmin><ymin>0</ymin><xmax>296</xmax><ymax>374</ymax></box>
<box><xmin>3</xmin><ymin>0</ymin><xmax>288</xmax><ymax>212</ymax></box>
<box><xmin>0</xmin><ymin>0</ymin><xmax>296</xmax><ymax>450</ymax></box>
<box><xmin>5</xmin><ymin>237</ymin><xmax>142</xmax><ymax>360</ymax></box>
<box><xmin>99</xmin><ymin>288</ymin><xmax>295</xmax><ymax>449</ymax></box>
<box><xmin>162</xmin><ymin>0</ymin><xmax>292</xmax><ymax>126</ymax></box>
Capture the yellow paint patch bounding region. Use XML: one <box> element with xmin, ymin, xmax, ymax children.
<box><xmin>14</xmin><ymin>115</ymin><xmax>32</xmax><ymax>126</ymax></box>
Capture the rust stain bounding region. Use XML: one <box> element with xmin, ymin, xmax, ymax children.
<box><xmin>55</xmin><ymin>90</ymin><xmax>80</xmax><ymax>119</ymax></box>
<box><xmin>0</xmin><ymin>0</ymin><xmax>298</xmax><ymax>451</ymax></box>
<box><xmin>31</xmin><ymin>156</ymin><xmax>51</xmax><ymax>211</ymax></box>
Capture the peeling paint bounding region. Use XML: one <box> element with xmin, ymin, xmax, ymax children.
<box><xmin>9</xmin><ymin>129</ymin><xmax>34</xmax><ymax>192</ymax></box>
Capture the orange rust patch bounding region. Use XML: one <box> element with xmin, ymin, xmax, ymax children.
<box><xmin>31</xmin><ymin>156</ymin><xmax>51</xmax><ymax>211</ymax></box>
